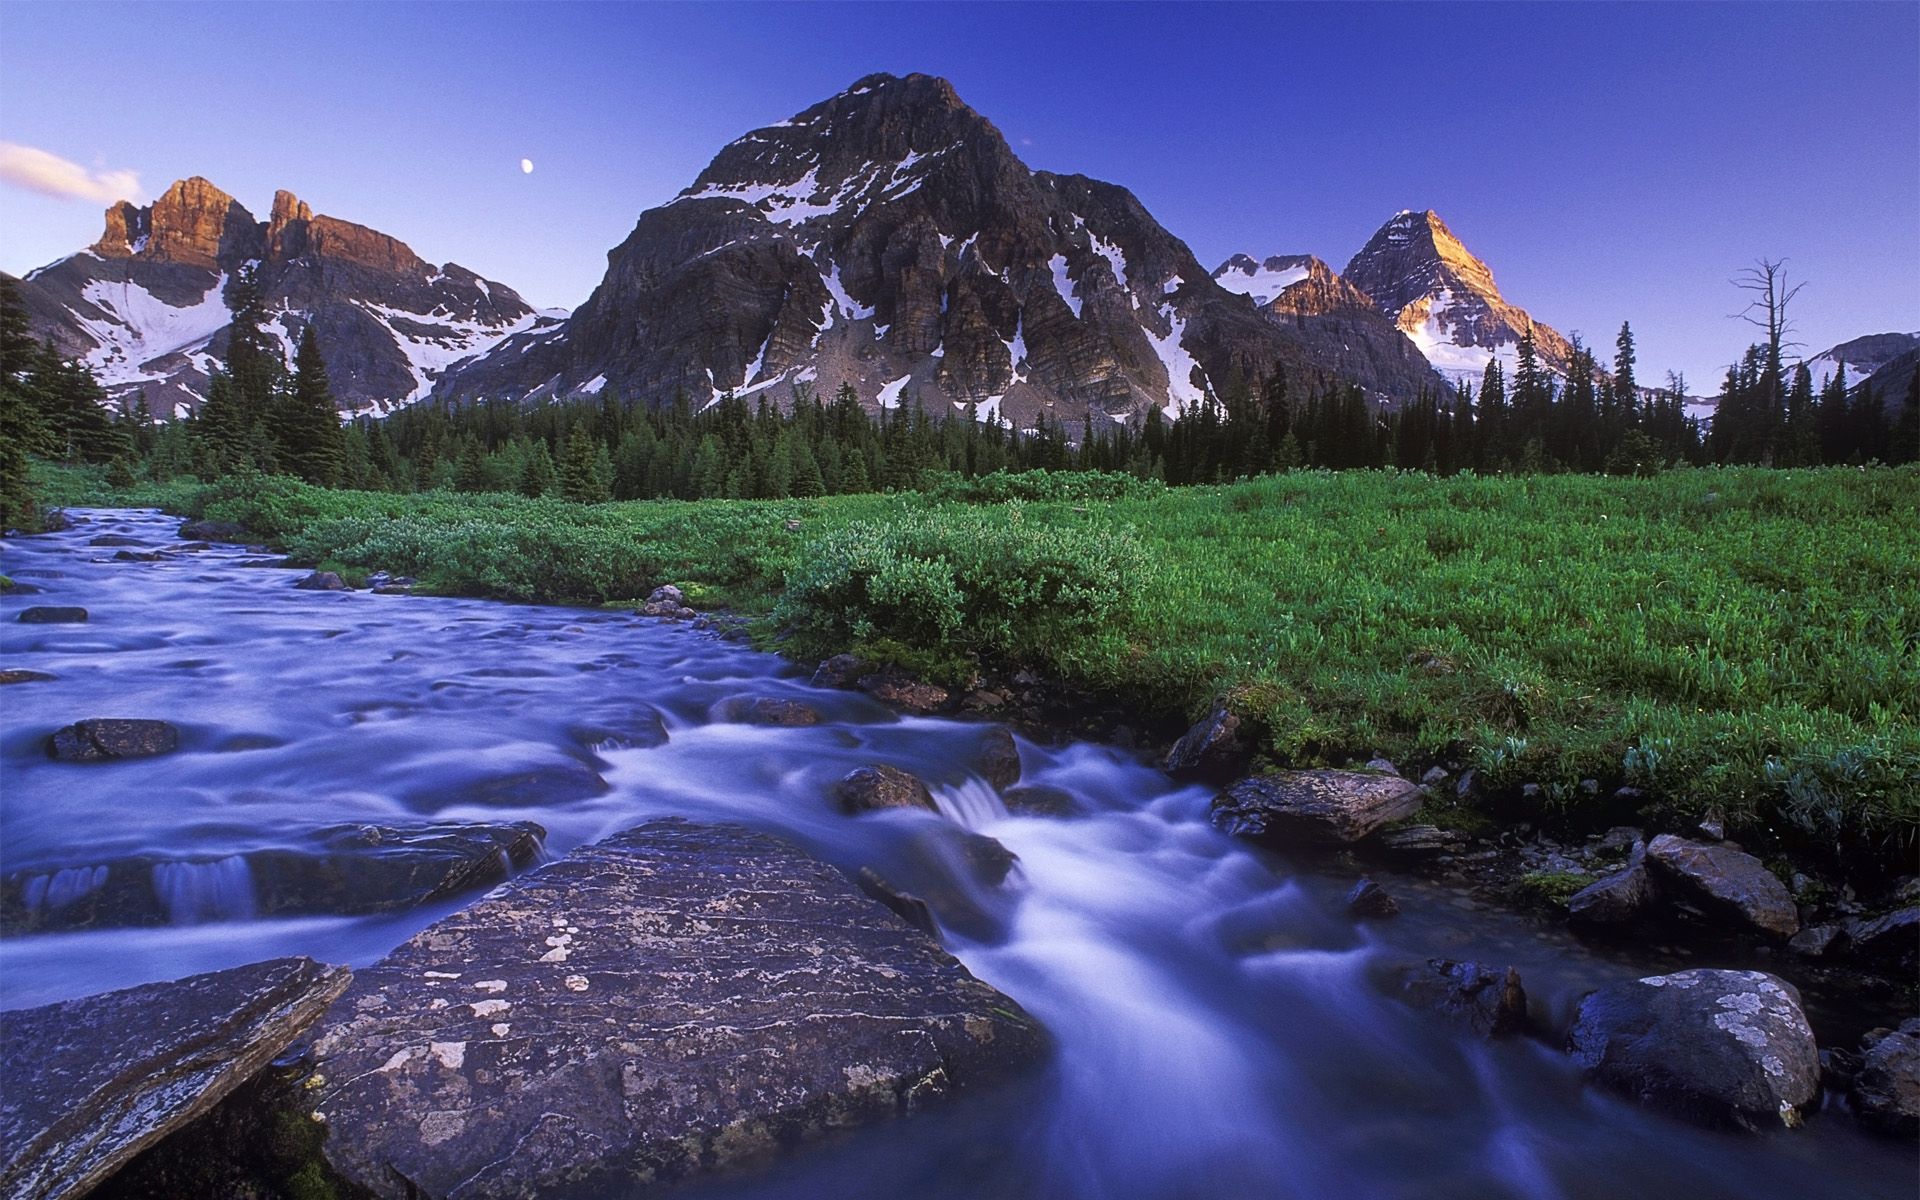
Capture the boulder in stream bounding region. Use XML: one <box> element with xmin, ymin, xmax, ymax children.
<box><xmin>308</xmin><ymin>819</ymin><xmax>1045</xmax><ymax>1199</ymax></box>
<box><xmin>858</xmin><ymin>668</ymin><xmax>950</xmax><ymax>714</ymax></box>
<box><xmin>1567</xmin><ymin>840</ymin><xmax>1656</xmax><ymax>928</ymax></box>
<box><xmin>1844</xmin><ymin>906</ymin><xmax>1919</xmax><ymax>974</ymax></box>
<box><xmin>1388</xmin><ymin>958</ymin><xmax>1526</xmax><ymax>1037</ymax></box>
<box><xmin>293</xmin><ymin>570</ymin><xmax>349</xmax><ymax>591</ymax></box>
<box><xmin>1162</xmin><ymin>706</ymin><xmax>1243</xmax><ymax>778</ymax></box>
<box><xmin>835</xmin><ymin>763</ymin><xmax>939</xmax><ymax>814</ymax></box>
<box><xmin>0</xmin><ymin>669</ymin><xmax>56</xmax><ymax>685</ymax></box>
<box><xmin>717</xmin><ymin>694</ymin><xmax>823</xmax><ymax>726</ymax></box>
<box><xmin>16</xmin><ymin>606</ymin><xmax>87</xmax><ymax>624</ymax></box>
<box><xmin>1851</xmin><ymin>1022</ymin><xmax>1920</xmax><ymax>1137</ymax></box>
<box><xmin>0</xmin><ymin>956</ymin><xmax>351</xmax><ymax>1200</ymax></box>
<box><xmin>1346</xmin><ymin>878</ymin><xmax>1400</xmax><ymax>918</ymax></box>
<box><xmin>1567</xmin><ymin>968</ymin><xmax>1819</xmax><ymax>1131</ymax></box>
<box><xmin>810</xmin><ymin>653</ymin><xmax>875</xmax><ymax>689</ymax></box>
<box><xmin>1211</xmin><ymin>769</ymin><xmax>1423</xmax><ymax>846</ymax></box>
<box><xmin>976</xmin><ymin>726</ymin><xmax>1022</xmax><ymax>790</ymax></box>
<box><xmin>1644</xmin><ymin>835</ymin><xmax>1799</xmax><ymax>939</ymax></box>
<box><xmin>46</xmin><ymin>718</ymin><xmax>179</xmax><ymax>762</ymax></box>
<box><xmin>177</xmin><ymin>518</ymin><xmax>251</xmax><ymax>543</ymax></box>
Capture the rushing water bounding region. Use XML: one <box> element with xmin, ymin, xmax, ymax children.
<box><xmin>1</xmin><ymin>509</ymin><xmax>1910</xmax><ymax>1200</ymax></box>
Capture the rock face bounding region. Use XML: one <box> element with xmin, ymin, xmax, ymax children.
<box><xmin>433</xmin><ymin>72</ymin><xmax>1445</xmax><ymax>427</ymax></box>
<box><xmin>15</xmin><ymin>176</ymin><xmax>554</xmax><ymax>418</ymax></box>
<box><xmin>0</xmin><ymin>956</ymin><xmax>351</xmax><ymax>1200</ymax></box>
<box><xmin>1210</xmin><ymin>254</ymin><xmax>1443</xmax><ymax>403</ymax></box>
<box><xmin>1341</xmin><ymin>209</ymin><xmax>1574</xmax><ymax>386</ymax></box>
<box><xmin>1</xmin><ymin>820</ymin><xmax>546</xmax><ymax>935</ymax></box>
<box><xmin>46</xmin><ymin>718</ymin><xmax>180</xmax><ymax>762</ymax></box>
<box><xmin>1211</xmin><ymin>768</ymin><xmax>1423</xmax><ymax>846</ymax></box>
<box><xmin>1644</xmin><ymin>834</ymin><xmax>1799</xmax><ymax>938</ymax></box>
<box><xmin>1567</xmin><ymin>969</ymin><xmax>1820</xmax><ymax>1131</ymax></box>
<box><xmin>309</xmin><ymin>819</ymin><xmax>1045</xmax><ymax>1199</ymax></box>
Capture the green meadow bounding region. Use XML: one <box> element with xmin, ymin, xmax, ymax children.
<box><xmin>40</xmin><ymin>464</ymin><xmax>1920</xmax><ymax>872</ymax></box>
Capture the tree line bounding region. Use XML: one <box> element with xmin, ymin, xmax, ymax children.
<box><xmin>4</xmin><ymin>272</ymin><xmax>1915</xmax><ymax>531</ymax></box>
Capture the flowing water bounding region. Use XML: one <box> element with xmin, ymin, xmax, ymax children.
<box><xmin>1</xmin><ymin>509</ymin><xmax>1910</xmax><ymax>1200</ymax></box>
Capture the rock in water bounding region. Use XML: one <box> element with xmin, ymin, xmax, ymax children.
<box><xmin>16</xmin><ymin>606</ymin><xmax>87</xmax><ymax>624</ymax></box>
<box><xmin>177</xmin><ymin>518</ymin><xmax>250</xmax><ymax>543</ymax></box>
<box><xmin>293</xmin><ymin>570</ymin><xmax>348</xmax><ymax>591</ymax></box>
<box><xmin>1388</xmin><ymin>959</ymin><xmax>1526</xmax><ymax>1037</ymax></box>
<box><xmin>1162</xmin><ymin>707</ymin><xmax>1242</xmax><ymax>778</ymax></box>
<box><xmin>976</xmin><ymin>726</ymin><xmax>1022</xmax><ymax>790</ymax></box>
<box><xmin>46</xmin><ymin>718</ymin><xmax>180</xmax><ymax>762</ymax></box>
<box><xmin>1567</xmin><ymin>969</ymin><xmax>1819</xmax><ymax>1131</ymax></box>
<box><xmin>835</xmin><ymin>763</ymin><xmax>939</xmax><ymax>813</ymax></box>
<box><xmin>716</xmin><ymin>695</ymin><xmax>823</xmax><ymax>726</ymax></box>
<box><xmin>1211</xmin><ymin>769</ymin><xmax>1423</xmax><ymax>846</ymax></box>
<box><xmin>309</xmin><ymin>819</ymin><xmax>1045</xmax><ymax>1198</ymax></box>
<box><xmin>1852</xmin><ymin>1024</ymin><xmax>1920</xmax><ymax>1137</ymax></box>
<box><xmin>0</xmin><ymin>957</ymin><xmax>351</xmax><ymax>1200</ymax></box>
<box><xmin>1346</xmin><ymin>878</ymin><xmax>1400</xmax><ymax>918</ymax></box>
<box><xmin>1644</xmin><ymin>834</ymin><xmax>1800</xmax><ymax>938</ymax></box>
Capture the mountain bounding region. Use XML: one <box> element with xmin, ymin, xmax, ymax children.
<box><xmin>1210</xmin><ymin>253</ymin><xmax>1443</xmax><ymax>402</ymax></box>
<box><xmin>1801</xmin><ymin>331</ymin><xmax>1920</xmax><ymax>388</ymax></box>
<box><xmin>1342</xmin><ymin>209</ymin><xmax>1574</xmax><ymax>387</ymax></box>
<box><xmin>434</xmin><ymin>73</ymin><xmax>1445</xmax><ymax>424</ymax></box>
<box><xmin>16</xmin><ymin>178</ymin><xmax>556</xmax><ymax>417</ymax></box>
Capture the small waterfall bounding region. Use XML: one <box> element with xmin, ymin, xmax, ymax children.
<box><xmin>152</xmin><ymin>856</ymin><xmax>257</xmax><ymax>924</ymax></box>
<box><xmin>931</xmin><ymin>777</ymin><xmax>1010</xmax><ymax>830</ymax></box>
<box><xmin>21</xmin><ymin>865</ymin><xmax>110</xmax><ymax>912</ymax></box>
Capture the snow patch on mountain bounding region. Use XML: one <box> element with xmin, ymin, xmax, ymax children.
<box><xmin>74</xmin><ymin>273</ymin><xmax>230</xmax><ymax>385</ymax></box>
<box><xmin>1213</xmin><ymin>258</ymin><xmax>1309</xmax><ymax>307</ymax></box>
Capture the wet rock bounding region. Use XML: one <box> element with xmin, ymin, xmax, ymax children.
<box><xmin>16</xmin><ymin>606</ymin><xmax>87</xmax><ymax>624</ymax></box>
<box><xmin>1845</xmin><ymin>907</ymin><xmax>1919</xmax><ymax>974</ymax></box>
<box><xmin>1645</xmin><ymin>835</ymin><xmax>1799</xmax><ymax>939</ymax></box>
<box><xmin>1162</xmin><ymin>706</ymin><xmax>1242</xmax><ymax>777</ymax></box>
<box><xmin>637</xmin><ymin>584</ymin><xmax>696</xmax><ymax>619</ymax></box>
<box><xmin>1567</xmin><ymin>843</ymin><xmax>1656</xmax><ymax>928</ymax></box>
<box><xmin>1419</xmin><ymin>766</ymin><xmax>1450</xmax><ymax>787</ymax></box>
<box><xmin>717</xmin><ymin>695</ymin><xmax>822</xmax><ymax>726</ymax></box>
<box><xmin>810</xmin><ymin>653</ymin><xmax>875</xmax><ymax>689</ymax></box>
<box><xmin>88</xmin><ymin>534</ymin><xmax>145</xmax><ymax>547</ymax></box>
<box><xmin>1696</xmin><ymin>809</ymin><xmax>1727</xmax><ymax>841</ymax></box>
<box><xmin>567</xmin><ymin>706</ymin><xmax>670</xmax><ymax>752</ymax></box>
<box><xmin>1212</xmin><ymin>769</ymin><xmax>1423</xmax><ymax>846</ymax></box>
<box><xmin>856</xmin><ymin>867</ymin><xmax>937</xmax><ymax>935</ymax></box>
<box><xmin>293</xmin><ymin>570</ymin><xmax>348</xmax><ymax>591</ymax></box>
<box><xmin>111</xmin><ymin>549</ymin><xmax>164</xmax><ymax>562</ymax></box>
<box><xmin>37</xmin><ymin>510</ymin><xmax>74</xmax><ymax>533</ymax></box>
<box><xmin>835</xmin><ymin>763</ymin><xmax>938</xmax><ymax>814</ymax></box>
<box><xmin>956</xmin><ymin>831</ymin><xmax>1019</xmax><ymax>886</ymax></box>
<box><xmin>0</xmin><ymin>580</ymin><xmax>42</xmax><ymax>594</ymax></box>
<box><xmin>308</xmin><ymin>819</ymin><xmax>1045</xmax><ymax>1199</ymax></box>
<box><xmin>976</xmin><ymin>726</ymin><xmax>1022</xmax><ymax>790</ymax></box>
<box><xmin>1567</xmin><ymin>968</ymin><xmax>1819</xmax><ymax>1131</ymax></box>
<box><xmin>1002</xmin><ymin>784</ymin><xmax>1082</xmax><ymax>818</ymax></box>
<box><xmin>1346</xmin><ymin>878</ymin><xmax>1399</xmax><ymax>918</ymax></box>
<box><xmin>1364</xmin><ymin>757</ymin><xmax>1401</xmax><ymax>776</ymax></box>
<box><xmin>1372</xmin><ymin>824</ymin><xmax>1463</xmax><ymax>859</ymax></box>
<box><xmin>1852</xmin><ymin>1026</ymin><xmax>1920</xmax><ymax>1136</ymax></box>
<box><xmin>177</xmin><ymin>518</ymin><xmax>250</xmax><ymax>542</ymax></box>
<box><xmin>410</xmin><ymin>760</ymin><xmax>610</xmax><ymax>809</ymax></box>
<box><xmin>46</xmin><ymin>718</ymin><xmax>179</xmax><ymax>762</ymax></box>
<box><xmin>859</xmin><ymin>669</ymin><xmax>950</xmax><ymax>714</ymax></box>
<box><xmin>0</xmin><ymin>956</ymin><xmax>350</xmax><ymax>1200</ymax></box>
<box><xmin>0</xmin><ymin>669</ymin><xmax>56</xmax><ymax>685</ymax></box>
<box><xmin>1786</xmin><ymin>924</ymin><xmax>1845</xmax><ymax>959</ymax></box>
<box><xmin>1</xmin><ymin>822</ymin><xmax>548</xmax><ymax>935</ymax></box>
<box><xmin>1388</xmin><ymin>958</ymin><xmax>1526</xmax><ymax>1037</ymax></box>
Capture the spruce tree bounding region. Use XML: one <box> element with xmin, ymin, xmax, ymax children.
<box><xmin>276</xmin><ymin>326</ymin><xmax>344</xmax><ymax>484</ymax></box>
<box><xmin>518</xmin><ymin>440</ymin><xmax>556</xmax><ymax>497</ymax></box>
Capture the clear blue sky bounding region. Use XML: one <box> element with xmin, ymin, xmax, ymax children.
<box><xmin>2</xmin><ymin>1</ymin><xmax>1914</xmax><ymax>389</ymax></box>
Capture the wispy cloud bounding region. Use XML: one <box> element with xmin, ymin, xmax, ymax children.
<box><xmin>0</xmin><ymin>142</ymin><xmax>142</xmax><ymax>204</ymax></box>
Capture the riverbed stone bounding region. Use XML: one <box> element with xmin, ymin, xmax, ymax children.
<box><xmin>1002</xmin><ymin>784</ymin><xmax>1082</xmax><ymax>818</ymax></box>
<box><xmin>1162</xmin><ymin>707</ymin><xmax>1242</xmax><ymax>777</ymax></box>
<box><xmin>293</xmin><ymin>570</ymin><xmax>349</xmax><ymax>591</ymax></box>
<box><xmin>835</xmin><ymin>763</ymin><xmax>939</xmax><ymax>814</ymax></box>
<box><xmin>0</xmin><ymin>956</ymin><xmax>351</xmax><ymax>1200</ymax></box>
<box><xmin>307</xmin><ymin>819</ymin><xmax>1045</xmax><ymax>1199</ymax></box>
<box><xmin>1346</xmin><ymin>878</ymin><xmax>1400</xmax><ymax>918</ymax></box>
<box><xmin>46</xmin><ymin>718</ymin><xmax>179</xmax><ymax>762</ymax></box>
<box><xmin>1645</xmin><ymin>834</ymin><xmax>1799</xmax><ymax>938</ymax></box>
<box><xmin>810</xmin><ymin>653</ymin><xmax>875</xmax><ymax>689</ymax></box>
<box><xmin>1567</xmin><ymin>968</ymin><xmax>1819</xmax><ymax>1131</ymax></box>
<box><xmin>17</xmin><ymin>606</ymin><xmax>87</xmax><ymax>624</ymax></box>
<box><xmin>1845</xmin><ymin>906</ymin><xmax>1919</xmax><ymax>974</ymax></box>
<box><xmin>1388</xmin><ymin>958</ymin><xmax>1526</xmax><ymax>1037</ymax></box>
<box><xmin>177</xmin><ymin>518</ymin><xmax>251</xmax><ymax>542</ymax></box>
<box><xmin>717</xmin><ymin>694</ymin><xmax>823</xmax><ymax>726</ymax></box>
<box><xmin>567</xmin><ymin>705</ymin><xmax>670</xmax><ymax>752</ymax></box>
<box><xmin>1372</xmin><ymin>824</ymin><xmax>1463</xmax><ymax>859</ymax></box>
<box><xmin>976</xmin><ymin>726</ymin><xmax>1022</xmax><ymax>790</ymax></box>
<box><xmin>1567</xmin><ymin>844</ymin><xmax>1656</xmax><ymax>928</ymax></box>
<box><xmin>0</xmin><ymin>669</ymin><xmax>56</xmax><ymax>685</ymax></box>
<box><xmin>858</xmin><ymin>669</ymin><xmax>949</xmax><ymax>713</ymax></box>
<box><xmin>1852</xmin><ymin>1025</ymin><xmax>1920</xmax><ymax>1137</ymax></box>
<box><xmin>1</xmin><ymin>821</ymin><xmax>548</xmax><ymax>935</ymax></box>
<box><xmin>1211</xmin><ymin>769</ymin><xmax>1423</xmax><ymax>846</ymax></box>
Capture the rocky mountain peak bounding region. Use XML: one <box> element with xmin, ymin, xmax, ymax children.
<box><xmin>267</xmin><ymin>189</ymin><xmax>314</xmax><ymax>260</ymax></box>
<box><xmin>91</xmin><ymin>176</ymin><xmax>262</xmax><ymax>268</ymax></box>
<box><xmin>1343</xmin><ymin>208</ymin><xmax>1572</xmax><ymax>383</ymax></box>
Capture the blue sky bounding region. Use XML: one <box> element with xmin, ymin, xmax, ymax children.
<box><xmin>2</xmin><ymin>1</ymin><xmax>1914</xmax><ymax>389</ymax></box>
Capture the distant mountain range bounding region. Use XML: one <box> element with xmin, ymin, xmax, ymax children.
<box><xmin>9</xmin><ymin>177</ymin><xmax>557</xmax><ymax>417</ymax></box>
<box><xmin>10</xmin><ymin>73</ymin><xmax>1907</xmax><ymax>427</ymax></box>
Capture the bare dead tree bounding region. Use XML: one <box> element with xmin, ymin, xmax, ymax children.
<box><xmin>1731</xmin><ymin>258</ymin><xmax>1807</xmax><ymax>382</ymax></box>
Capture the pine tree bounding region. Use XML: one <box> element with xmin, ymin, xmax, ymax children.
<box><xmin>275</xmin><ymin>326</ymin><xmax>344</xmax><ymax>484</ymax></box>
<box><xmin>518</xmin><ymin>440</ymin><xmax>556</xmax><ymax>497</ymax></box>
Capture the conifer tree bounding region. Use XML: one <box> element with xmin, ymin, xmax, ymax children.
<box><xmin>275</xmin><ymin>326</ymin><xmax>344</xmax><ymax>484</ymax></box>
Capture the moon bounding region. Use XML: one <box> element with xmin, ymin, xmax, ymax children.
<box><xmin>520</xmin><ymin>158</ymin><xmax>534</xmax><ymax>175</ymax></box>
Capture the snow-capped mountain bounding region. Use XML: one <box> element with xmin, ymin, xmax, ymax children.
<box><xmin>1210</xmin><ymin>253</ymin><xmax>1441</xmax><ymax>401</ymax></box>
<box><xmin>1341</xmin><ymin>210</ymin><xmax>1574</xmax><ymax>387</ymax></box>
<box><xmin>1801</xmin><ymin>332</ymin><xmax>1920</xmax><ymax>389</ymax></box>
<box><xmin>434</xmin><ymin>73</ymin><xmax>1445</xmax><ymax>424</ymax></box>
<box><xmin>16</xmin><ymin>178</ymin><xmax>556</xmax><ymax>417</ymax></box>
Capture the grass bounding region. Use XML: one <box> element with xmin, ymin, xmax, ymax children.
<box><xmin>33</xmin><ymin>462</ymin><xmax>1920</xmax><ymax>875</ymax></box>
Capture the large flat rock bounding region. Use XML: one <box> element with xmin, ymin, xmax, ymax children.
<box><xmin>1212</xmin><ymin>768</ymin><xmax>1423</xmax><ymax>846</ymax></box>
<box><xmin>0</xmin><ymin>956</ymin><xmax>351</xmax><ymax>1200</ymax></box>
<box><xmin>309</xmin><ymin>818</ymin><xmax>1046</xmax><ymax>1199</ymax></box>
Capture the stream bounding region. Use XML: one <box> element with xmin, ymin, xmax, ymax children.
<box><xmin>1</xmin><ymin>508</ymin><xmax>1911</xmax><ymax>1200</ymax></box>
